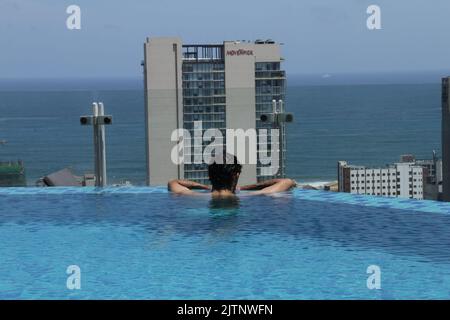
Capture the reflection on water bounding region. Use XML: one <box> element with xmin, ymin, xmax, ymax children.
<box><xmin>208</xmin><ymin>196</ymin><xmax>240</xmax><ymax>216</ymax></box>
<box><xmin>2</xmin><ymin>191</ymin><xmax>450</xmax><ymax>263</ymax></box>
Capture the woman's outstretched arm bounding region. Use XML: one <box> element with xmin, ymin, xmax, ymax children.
<box><xmin>240</xmin><ymin>178</ymin><xmax>297</xmax><ymax>195</ymax></box>
<box><xmin>168</xmin><ymin>179</ymin><xmax>211</xmax><ymax>195</ymax></box>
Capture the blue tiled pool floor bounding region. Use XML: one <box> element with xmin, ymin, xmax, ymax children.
<box><xmin>1</xmin><ymin>187</ymin><xmax>450</xmax><ymax>299</ymax></box>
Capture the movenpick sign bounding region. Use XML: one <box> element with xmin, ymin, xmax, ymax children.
<box><xmin>226</xmin><ymin>49</ymin><xmax>254</xmax><ymax>56</ymax></box>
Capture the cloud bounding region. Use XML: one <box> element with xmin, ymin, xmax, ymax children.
<box><xmin>0</xmin><ymin>0</ymin><xmax>21</xmax><ymax>11</ymax></box>
<box><xmin>103</xmin><ymin>24</ymin><xmax>121</xmax><ymax>31</ymax></box>
<box><xmin>307</xmin><ymin>2</ymin><xmax>352</xmax><ymax>23</ymax></box>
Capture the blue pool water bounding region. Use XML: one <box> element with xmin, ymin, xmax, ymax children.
<box><xmin>1</xmin><ymin>187</ymin><xmax>450</xmax><ymax>299</ymax></box>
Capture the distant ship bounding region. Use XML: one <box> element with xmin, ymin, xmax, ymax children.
<box><xmin>0</xmin><ymin>140</ymin><xmax>7</xmax><ymax>145</ymax></box>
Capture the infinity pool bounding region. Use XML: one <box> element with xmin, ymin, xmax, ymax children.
<box><xmin>1</xmin><ymin>187</ymin><xmax>450</xmax><ymax>299</ymax></box>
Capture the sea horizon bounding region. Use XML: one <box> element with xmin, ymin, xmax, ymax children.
<box><xmin>1</xmin><ymin>69</ymin><xmax>450</xmax><ymax>91</ymax></box>
<box><xmin>0</xmin><ymin>79</ymin><xmax>443</xmax><ymax>186</ymax></box>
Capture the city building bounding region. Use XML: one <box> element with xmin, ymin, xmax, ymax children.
<box><xmin>400</xmin><ymin>153</ymin><xmax>442</xmax><ymax>200</ymax></box>
<box><xmin>338</xmin><ymin>153</ymin><xmax>444</xmax><ymax>200</ymax></box>
<box><xmin>399</xmin><ymin>153</ymin><xmax>442</xmax><ymax>184</ymax></box>
<box><xmin>442</xmin><ymin>77</ymin><xmax>450</xmax><ymax>201</ymax></box>
<box><xmin>143</xmin><ymin>37</ymin><xmax>286</xmax><ymax>186</ymax></box>
<box><xmin>338</xmin><ymin>161</ymin><xmax>425</xmax><ymax>200</ymax></box>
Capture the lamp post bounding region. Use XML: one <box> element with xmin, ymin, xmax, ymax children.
<box><xmin>80</xmin><ymin>102</ymin><xmax>113</xmax><ymax>187</ymax></box>
<box><xmin>260</xmin><ymin>99</ymin><xmax>293</xmax><ymax>177</ymax></box>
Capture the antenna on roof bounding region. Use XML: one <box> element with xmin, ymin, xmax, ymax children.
<box><xmin>80</xmin><ymin>103</ymin><xmax>113</xmax><ymax>187</ymax></box>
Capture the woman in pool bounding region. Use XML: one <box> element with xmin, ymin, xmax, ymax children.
<box><xmin>168</xmin><ymin>153</ymin><xmax>296</xmax><ymax>196</ymax></box>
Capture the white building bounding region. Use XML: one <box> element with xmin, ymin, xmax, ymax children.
<box><xmin>338</xmin><ymin>161</ymin><xmax>424</xmax><ymax>199</ymax></box>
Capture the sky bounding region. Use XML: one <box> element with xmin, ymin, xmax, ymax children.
<box><xmin>1</xmin><ymin>0</ymin><xmax>450</xmax><ymax>79</ymax></box>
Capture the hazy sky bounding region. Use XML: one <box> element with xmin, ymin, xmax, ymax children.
<box><xmin>1</xmin><ymin>0</ymin><xmax>450</xmax><ymax>78</ymax></box>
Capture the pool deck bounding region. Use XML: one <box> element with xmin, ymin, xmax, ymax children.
<box><xmin>1</xmin><ymin>187</ymin><xmax>450</xmax><ymax>214</ymax></box>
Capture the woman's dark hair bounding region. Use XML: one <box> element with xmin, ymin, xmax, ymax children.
<box><xmin>208</xmin><ymin>153</ymin><xmax>242</xmax><ymax>192</ymax></box>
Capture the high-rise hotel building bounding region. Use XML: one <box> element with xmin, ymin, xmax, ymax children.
<box><xmin>143</xmin><ymin>37</ymin><xmax>286</xmax><ymax>186</ymax></box>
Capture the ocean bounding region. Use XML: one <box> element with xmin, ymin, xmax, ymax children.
<box><xmin>0</xmin><ymin>80</ymin><xmax>442</xmax><ymax>186</ymax></box>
